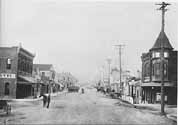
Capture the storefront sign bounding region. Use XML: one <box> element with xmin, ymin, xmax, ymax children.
<box><xmin>0</xmin><ymin>73</ymin><xmax>16</xmax><ymax>79</ymax></box>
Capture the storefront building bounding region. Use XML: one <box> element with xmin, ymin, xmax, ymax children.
<box><xmin>33</xmin><ymin>64</ymin><xmax>56</xmax><ymax>94</ymax></box>
<box><xmin>141</xmin><ymin>30</ymin><xmax>177</xmax><ymax>105</ymax></box>
<box><xmin>0</xmin><ymin>45</ymin><xmax>36</xmax><ymax>99</ymax></box>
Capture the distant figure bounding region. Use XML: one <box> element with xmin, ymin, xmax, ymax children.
<box><xmin>81</xmin><ymin>88</ymin><xmax>84</xmax><ymax>94</ymax></box>
<box><xmin>47</xmin><ymin>94</ymin><xmax>51</xmax><ymax>108</ymax></box>
<box><xmin>141</xmin><ymin>96</ymin><xmax>145</xmax><ymax>104</ymax></box>
<box><xmin>133</xmin><ymin>94</ymin><xmax>136</xmax><ymax>104</ymax></box>
<box><xmin>106</xmin><ymin>88</ymin><xmax>110</xmax><ymax>93</ymax></box>
<box><xmin>39</xmin><ymin>94</ymin><xmax>48</xmax><ymax>108</ymax></box>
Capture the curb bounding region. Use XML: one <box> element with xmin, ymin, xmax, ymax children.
<box><xmin>107</xmin><ymin>94</ymin><xmax>136</xmax><ymax>108</ymax></box>
<box><xmin>8</xmin><ymin>91</ymin><xmax>67</xmax><ymax>102</ymax></box>
<box><xmin>166</xmin><ymin>114</ymin><xmax>177</xmax><ymax>122</ymax></box>
<box><xmin>9</xmin><ymin>97</ymin><xmax>43</xmax><ymax>102</ymax></box>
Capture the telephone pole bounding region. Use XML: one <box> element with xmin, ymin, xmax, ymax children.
<box><xmin>114</xmin><ymin>44</ymin><xmax>125</xmax><ymax>94</ymax></box>
<box><xmin>156</xmin><ymin>1</ymin><xmax>171</xmax><ymax>115</ymax></box>
<box><xmin>106</xmin><ymin>58</ymin><xmax>112</xmax><ymax>89</ymax></box>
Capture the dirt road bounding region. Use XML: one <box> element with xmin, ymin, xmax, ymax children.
<box><xmin>0</xmin><ymin>88</ymin><xmax>175</xmax><ymax>124</ymax></box>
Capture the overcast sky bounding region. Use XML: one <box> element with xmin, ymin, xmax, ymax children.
<box><xmin>1</xmin><ymin>0</ymin><xmax>177</xmax><ymax>82</ymax></box>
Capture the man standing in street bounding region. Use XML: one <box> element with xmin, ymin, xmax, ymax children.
<box><xmin>39</xmin><ymin>94</ymin><xmax>47</xmax><ymax>108</ymax></box>
<box><xmin>47</xmin><ymin>94</ymin><xmax>51</xmax><ymax>108</ymax></box>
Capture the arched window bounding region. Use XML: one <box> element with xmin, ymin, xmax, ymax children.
<box><xmin>6</xmin><ymin>58</ymin><xmax>11</xmax><ymax>69</ymax></box>
<box><xmin>152</xmin><ymin>64</ymin><xmax>155</xmax><ymax>76</ymax></box>
<box><xmin>24</xmin><ymin>63</ymin><xmax>27</xmax><ymax>72</ymax></box>
<box><xmin>21</xmin><ymin>61</ymin><xmax>24</xmax><ymax>71</ymax></box>
<box><xmin>155</xmin><ymin>63</ymin><xmax>161</xmax><ymax>77</ymax></box>
<box><xmin>27</xmin><ymin>64</ymin><xmax>29</xmax><ymax>73</ymax></box>
<box><xmin>144</xmin><ymin>63</ymin><xmax>150</xmax><ymax>77</ymax></box>
<box><xmin>5</xmin><ymin>82</ymin><xmax>10</xmax><ymax>95</ymax></box>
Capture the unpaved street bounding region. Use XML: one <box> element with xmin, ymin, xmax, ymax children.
<box><xmin>0</xmin><ymin>88</ymin><xmax>175</xmax><ymax>124</ymax></box>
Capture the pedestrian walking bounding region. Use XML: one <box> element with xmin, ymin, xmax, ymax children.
<box><xmin>47</xmin><ymin>94</ymin><xmax>51</xmax><ymax>108</ymax></box>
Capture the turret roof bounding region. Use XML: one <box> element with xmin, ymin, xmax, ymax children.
<box><xmin>150</xmin><ymin>30</ymin><xmax>173</xmax><ymax>50</ymax></box>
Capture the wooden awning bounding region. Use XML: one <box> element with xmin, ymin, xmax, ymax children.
<box><xmin>18</xmin><ymin>75</ymin><xmax>36</xmax><ymax>84</ymax></box>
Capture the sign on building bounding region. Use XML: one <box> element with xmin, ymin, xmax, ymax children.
<box><xmin>0</xmin><ymin>73</ymin><xmax>16</xmax><ymax>79</ymax></box>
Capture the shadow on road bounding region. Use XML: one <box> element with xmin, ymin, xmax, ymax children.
<box><xmin>54</xmin><ymin>105</ymin><xmax>65</xmax><ymax>109</ymax></box>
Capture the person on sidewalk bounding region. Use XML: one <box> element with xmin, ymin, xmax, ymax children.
<box><xmin>141</xmin><ymin>96</ymin><xmax>145</xmax><ymax>104</ymax></box>
<box><xmin>47</xmin><ymin>94</ymin><xmax>51</xmax><ymax>108</ymax></box>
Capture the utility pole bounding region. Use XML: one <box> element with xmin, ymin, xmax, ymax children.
<box><xmin>0</xmin><ymin>0</ymin><xmax>2</xmax><ymax>45</ymax></box>
<box><xmin>106</xmin><ymin>58</ymin><xmax>112</xmax><ymax>89</ymax></box>
<box><xmin>114</xmin><ymin>44</ymin><xmax>125</xmax><ymax>94</ymax></box>
<box><xmin>156</xmin><ymin>1</ymin><xmax>170</xmax><ymax>115</ymax></box>
<box><xmin>102</xmin><ymin>65</ymin><xmax>105</xmax><ymax>86</ymax></box>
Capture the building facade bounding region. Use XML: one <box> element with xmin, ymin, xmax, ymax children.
<box><xmin>0</xmin><ymin>46</ymin><xmax>36</xmax><ymax>99</ymax></box>
<box><xmin>141</xmin><ymin>30</ymin><xmax>177</xmax><ymax>105</ymax></box>
<box><xmin>33</xmin><ymin>64</ymin><xmax>56</xmax><ymax>94</ymax></box>
<box><xmin>128</xmin><ymin>78</ymin><xmax>142</xmax><ymax>104</ymax></box>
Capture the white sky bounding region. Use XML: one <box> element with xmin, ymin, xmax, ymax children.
<box><xmin>1</xmin><ymin>0</ymin><xmax>177</xmax><ymax>82</ymax></box>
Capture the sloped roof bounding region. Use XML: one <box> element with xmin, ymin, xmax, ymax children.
<box><xmin>151</xmin><ymin>31</ymin><xmax>173</xmax><ymax>50</ymax></box>
<box><xmin>33</xmin><ymin>64</ymin><xmax>53</xmax><ymax>71</ymax></box>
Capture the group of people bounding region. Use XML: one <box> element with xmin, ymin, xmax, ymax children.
<box><xmin>40</xmin><ymin>94</ymin><xmax>51</xmax><ymax>108</ymax></box>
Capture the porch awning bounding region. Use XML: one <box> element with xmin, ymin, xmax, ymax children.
<box><xmin>18</xmin><ymin>75</ymin><xmax>37</xmax><ymax>83</ymax></box>
<box><xmin>141</xmin><ymin>82</ymin><xmax>176</xmax><ymax>87</ymax></box>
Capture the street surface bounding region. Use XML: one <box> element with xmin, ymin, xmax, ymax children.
<box><xmin>0</xmin><ymin>88</ymin><xmax>176</xmax><ymax>124</ymax></box>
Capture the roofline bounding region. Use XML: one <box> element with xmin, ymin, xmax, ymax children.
<box><xmin>19</xmin><ymin>47</ymin><xmax>35</xmax><ymax>57</ymax></box>
<box><xmin>33</xmin><ymin>64</ymin><xmax>53</xmax><ymax>66</ymax></box>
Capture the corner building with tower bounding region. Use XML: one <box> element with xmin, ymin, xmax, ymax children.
<box><xmin>141</xmin><ymin>29</ymin><xmax>177</xmax><ymax>105</ymax></box>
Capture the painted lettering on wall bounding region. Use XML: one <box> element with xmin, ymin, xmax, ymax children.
<box><xmin>0</xmin><ymin>73</ymin><xmax>16</xmax><ymax>79</ymax></box>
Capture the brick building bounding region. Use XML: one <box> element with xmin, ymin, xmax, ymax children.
<box><xmin>0</xmin><ymin>46</ymin><xmax>36</xmax><ymax>99</ymax></box>
<box><xmin>141</xmin><ymin>30</ymin><xmax>177</xmax><ymax>105</ymax></box>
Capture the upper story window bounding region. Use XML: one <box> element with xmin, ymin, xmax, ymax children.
<box><xmin>152</xmin><ymin>52</ymin><xmax>160</xmax><ymax>58</ymax></box>
<box><xmin>6</xmin><ymin>58</ymin><xmax>11</xmax><ymax>69</ymax></box>
<box><xmin>164</xmin><ymin>52</ymin><xmax>169</xmax><ymax>58</ymax></box>
<box><xmin>152</xmin><ymin>51</ymin><xmax>169</xmax><ymax>58</ymax></box>
<box><xmin>144</xmin><ymin>63</ymin><xmax>150</xmax><ymax>77</ymax></box>
<box><xmin>155</xmin><ymin>63</ymin><xmax>161</xmax><ymax>76</ymax></box>
<box><xmin>164</xmin><ymin>63</ymin><xmax>168</xmax><ymax>77</ymax></box>
<box><xmin>155</xmin><ymin>52</ymin><xmax>160</xmax><ymax>58</ymax></box>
